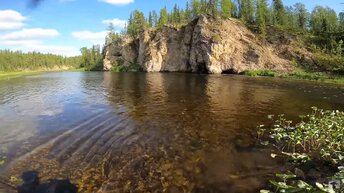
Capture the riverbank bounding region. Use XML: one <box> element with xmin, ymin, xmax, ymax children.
<box><xmin>242</xmin><ymin>70</ymin><xmax>344</xmax><ymax>85</ymax></box>
<box><xmin>0</xmin><ymin>68</ymin><xmax>85</xmax><ymax>80</ymax></box>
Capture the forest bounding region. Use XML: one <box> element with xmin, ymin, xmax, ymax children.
<box><xmin>0</xmin><ymin>50</ymin><xmax>81</xmax><ymax>71</ymax></box>
<box><xmin>0</xmin><ymin>46</ymin><xmax>103</xmax><ymax>72</ymax></box>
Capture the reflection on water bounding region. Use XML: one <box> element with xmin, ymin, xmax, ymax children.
<box><xmin>0</xmin><ymin>72</ymin><xmax>344</xmax><ymax>193</ymax></box>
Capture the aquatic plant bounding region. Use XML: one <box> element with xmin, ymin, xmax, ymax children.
<box><xmin>259</xmin><ymin>108</ymin><xmax>344</xmax><ymax>192</ymax></box>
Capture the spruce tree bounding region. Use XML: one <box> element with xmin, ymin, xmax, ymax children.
<box><xmin>185</xmin><ymin>1</ymin><xmax>193</xmax><ymax>21</ymax></box>
<box><xmin>148</xmin><ymin>12</ymin><xmax>153</xmax><ymax>28</ymax></box>
<box><xmin>191</xmin><ymin>0</ymin><xmax>201</xmax><ymax>18</ymax></box>
<box><xmin>159</xmin><ymin>6</ymin><xmax>168</xmax><ymax>28</ymax></box>
<box><xmin>293</xmin><ymin>3</ymin><xmax>308</xmax><ymax>31</ymax></box>
<box><xmin>256</xmin><ymin>0</ymin><xmax>268</xmax><ymax>35</ymax></box>
<box><xmin>273</xmin><ymin>0</ymin><xmax>286</xmax><ymax>26</ymax></box>
<box><xmin>221</xmin><ymin>0</ymin><xmax>232</xmax><ymax>19</ymax></box>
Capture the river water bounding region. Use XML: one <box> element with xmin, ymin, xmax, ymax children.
<box><xmin>0</xmin><ymin>72</ymin><xmax>343</xmax><ymax>193</ymax></box>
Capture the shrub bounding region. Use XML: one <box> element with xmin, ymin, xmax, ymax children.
<box><xmin>314</xmin><ymin>53</ymin><xmax>344</xmax><ymax>74</ymax></box>
<box><xmin>242</xmin><ymin>70</ymin><xmax>276</xmax><ymax>77</ymax></box>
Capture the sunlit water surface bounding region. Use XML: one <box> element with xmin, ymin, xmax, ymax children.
<box><xmin>0</xmin><ymin>72</ymin><xmax>344</xmax><ymax>193</ymax></box>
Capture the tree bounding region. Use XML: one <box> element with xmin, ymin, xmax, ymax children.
<box><xmin>221</xmin><ymin>0</ymin><xmax>232</xmax><ymax>19</ymax></box>
<box><xmin>191</xmin><ymin>0</ymin><xmax>201</xmax><ymax>18</ymax></box>
<box><xmin>207</xmin><ymin>0</ymin><xmax>219</xmax><ymax>18</ymax></box>
<box><xmin>256</xmin><ymin>0</ymin><xmax>268</xmax><ymax>35</ymax></box>
<box><xmin>152</xmin><ymin>10</ymin><xmax>159</xmax><ymax>27</ymax></box>
<box><xmin>339</xmin><ymin>12</ymin><xmax>344</xmax><ymax>27</ymax></box>
<box><xmin>159</xmin><ymin>6</ymin><xmax>168</xmax><ymax>28</ymax></box>
<box><xmin>171</xmin><ymin>4</ymin><xmax>181</xmax><ymax>25</ymax></box>
<box><xmin>293</xmin><ymin>3</ymin><xmax>308</xmax><ymax>31</ymax></box>
<box><xmin>239</xmin><ymin>0</ymin><xmax>255</xmax><ymax>24</ymax></box>
<box><xmin>310</xmin><ymin>6</ymin><xmax>338</xmax><ymax>35</ymax></box>
<box><xmin>185</xmin><ymin>1</ymin><xmax>193</xmax><ymax>21</ymax></box>
<box><xmin>127</xmin><ymin>10</ymin><xmax>146</xmax><ymax>36</ymax></box>
<box><xmin>148</xmin><ymin>11</ymin><xmax>153</xmax><ymax>27</ymax></box>
<box><xmin>273</xmin><ymin>0</ymin><xmax>286</xmax><ymax>26</ymax></box>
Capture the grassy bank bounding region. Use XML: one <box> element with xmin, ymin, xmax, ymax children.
<box><xmin>0</xmin><ymin>68</ymin><xmax>85</xmax><ymax>80</ymax></box>
<box><xmin>241</xmin><ymin>70</ymin><xmax>344</xmax><ymax>85</ymax></box>
<box><xmin>0</xmin><ymin>71</ymin><xmax>44</xmax><ymax>80</ymax></box>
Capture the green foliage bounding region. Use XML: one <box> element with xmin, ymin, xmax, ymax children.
<box><xmin>314</xmin><ymin>52</ymin><xmax>344</xmax><ymax>73</ymax></box>
<box><xmin>259</xmin><ymin>108</ymin><xmax>344</xmax><ymax>192</ymax></box>
<box><xmin>241</xmin><ymin>69</ymin><xmax>276</xmax><ymax>77</ymax></box>
<box><xmin>127</xmin><ymin>10</ymin><xmax>146</xmax><ymax>37</ymax></box>
<box><xmin>268</xmin><ymin>108</ymin><xmax>344</xmax><ymax>163</ymax></box>
<box><xmin>293</xmin><ymin>3</ymin><xmax>308</xmax><ymax>31</ymax></box>
<box><xmin>221</xmin><ymin>0</ymin><xmax>232</xmax><ymax>19</ymax></box>
<box><xmin>80</xmin><ymin>45</ymin><xmax>103</xmax><ymax>71</ymax></box>
<box><xmin>211</xmin><ymin>34</ymin><xmax>222</xmax><ymax>43</ymax></box>
<box><xmin>273</xmin><ymin>0</ymin><xmax>286</xmax><ymax>26</ymax></box>
<box><xmin>119</xmin><ymin>0</ymin><xmax>344</xmax><ymax>73</ymax></box>
<box><xmin>310</xmin><ymin>6</ymin><xmax>338</xmax><ymax>35</ymax></box>
<box><xmin>239</xmin><ymin>0</ymin><xmax>255</xmax><ymax>24</ymax></box>
<box><xmin>256</xmin><ymin>0</ymin><xmax>268</xmax><ymax>35</ymax></box>
<box><xmin>0</xmin><ymin>50</ymin><xmax>81</xmax><ymax>72</ymax></box>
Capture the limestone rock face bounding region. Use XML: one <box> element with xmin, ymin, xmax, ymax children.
<box><xmin>103</xmin><ymin>16</ymin><xmax>305</xmax><ymax>73</ymax></box>
<box><xmin>103</xmin><ymin>37</ymin><xmax>138</xmax><ymax>71</ymax></box>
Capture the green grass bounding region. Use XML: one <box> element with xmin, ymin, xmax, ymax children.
<box><xmin>241</xmin><ymin>70</ymin><xmax>276</xmax><ymax>77</ymax></box>
<box><xmin>242</xmin><ymin>69</ymin><xmax>344</xmax><ymax>85</ymax></box>
<box><xmin>0</xmin><ymin>71</ymin><xmax>43</xmax><ymax>80</ymax></box>
<box><xmin>0</xmin><ymin>68</ymin><xmax>86</xmax><ymax>80</ymax></box>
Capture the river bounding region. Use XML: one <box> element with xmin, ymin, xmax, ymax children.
<box><xmin>0</xmin><ymin>72</ymin><xmax>343</xmax><ymax>193</ymax></box>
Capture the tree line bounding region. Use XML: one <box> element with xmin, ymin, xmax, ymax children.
<box><xmin>123</xmin><ymin>0</ymin><xmax>344</xmax><ymax>56</ymax></box>
<box><xmin>0</xmin><ymin>45</ymin><xmax>105</xmax><ymax>72</ymax></box>
<box><xmin>0</xmin><ymin>50</ymin><xmax>82</xmax><ymax>72</ymax></box>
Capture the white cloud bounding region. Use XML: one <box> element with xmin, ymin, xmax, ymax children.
<box><xmin>0</xmin><ymin>42</ymin><xmax>79</xmax><ymax>56</ymax></box>
<box><xmin>24</xmin><ymin>44</ymin><xmax>79</xmax><ymax>56</ymax></box>
<box><xmin>0</xmin><ymin>10</ymin><xmax>27</xmax><ymax>30</ymax></box>
<box><xmin>102</xmin><ymin>18</ymin><xmax>127</xmax><ymax>29</ymax></box>
<box><xmin>0</xmin><ymin>28</ymin><xmax>59</xmax><ymax>41</ymax></box>
<box><xmin>0</xmin><ymin>40</ymin><xmax>42</xmax><ymax>46</ymax></box>
<box><xmin>0</xmin><ymin>28</ymin><xmax>78</xmax><ymax>56</ymax></box>
<box><xmin>72</xmin><ymin>30</ymin><xmax>107</xmax><ymax>45</ymax></box>
<box><xmin>98</xmin><ymin>0</ymin><xmax>134</xmax><ymax>6</ymax></box>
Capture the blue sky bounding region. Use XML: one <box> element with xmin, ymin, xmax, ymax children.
<box><xmin>0</xmin><ymin>0</ymin><xmax>343</xmax><ymax>56</ymax></box>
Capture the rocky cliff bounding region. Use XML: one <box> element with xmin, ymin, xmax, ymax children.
<box><xmin>103</xmin><ymin>16</ymin><xmax>313</xmax><ymax>73</ymax></box>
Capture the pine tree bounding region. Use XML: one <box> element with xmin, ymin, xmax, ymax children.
<box><xmin>239</xmin><ymin>0</ymin><xmax>255</xmax><ymax>24</ymax></box>
<box><xmin>191</xmin><ymin>0</ymin><xmax>201</xmax><ymax>18</ymax></box>
<box><xmin>185</xmin><ymin>1</ymin><xmax>193</xmax><ymax>21</ymax></box>
<box><xmin>273</xmin><ymin>0</ymin><xmax>286</xmax><ymax>26</ymax></box>
<box><xmin>152</xmin><ymin>10</ymin><xmax>158</xmax><ymax>27</ymax></box>
<box><xmin>293</xmin><ymin>3</ymin><xmax>308</xmax><ymax>31</ymax></box>
<box><xmin>159</xmin><ymin>6</ymin><xmax>168</xmax><ymax>28</ymax></box>
<box><xmin>208</xmin><ymin>0</ymin><xmax>219</xmax><ymax>18</ymax></box>
<box><xmin>256</xmin><ymin>0</ymin><xmax>268</xmax><ymax>36</ymax></box>
<box><xmin>339</xmin><ymin>12</ymin><xmax>344</xmax><ymax>27</ymax></box>
<box><xmin>127</xmin><ymin>10</ymin><xmax>146</xmax><ymax>37</ymax></box>
<box><xmin>148</xmin><ymin>11</ymin><xmax>153</xmax><ymax>28</ymax></box>
<box><xmin>200</xmin><ymin>0</ymin><xmax>207</xmax><ymax>15</ymax></box>
<box><xmin>172</xmin><ymin>4</ymin><xmax>180</xmax><ymax>25</ymax></box>
<box><xmin>221</xmin><ymin>0</ymin><xmax>232</xmax><ymax>19</ymax></box>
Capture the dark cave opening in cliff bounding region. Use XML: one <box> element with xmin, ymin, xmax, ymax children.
<box><xmin>196</xmin><ymin>63</ymin><xmax>208</xmax><ymax>74</ymax></box>
<box><xmin>221</xmin><ymin>69</ymin><xmax>237</xmax><ymax>74</ymax></box>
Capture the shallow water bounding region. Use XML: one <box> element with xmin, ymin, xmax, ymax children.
<box><xmin>0</xmin><ymin>72</ymin><xmax>344</xmax><ymax>192</ymax></box>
